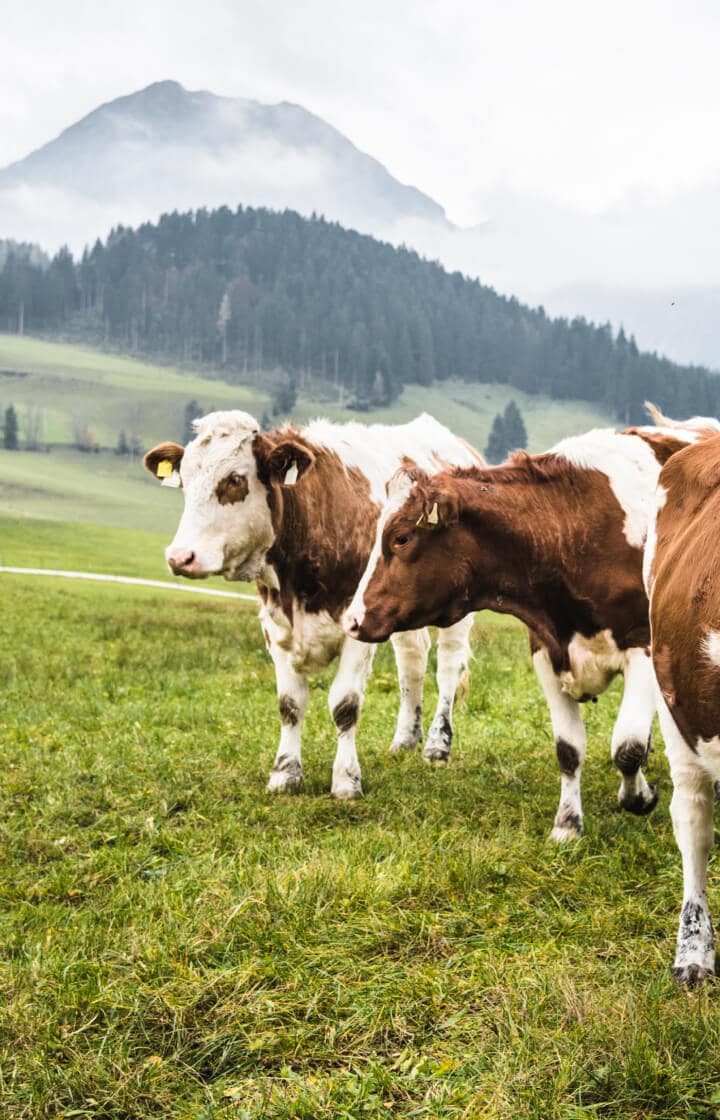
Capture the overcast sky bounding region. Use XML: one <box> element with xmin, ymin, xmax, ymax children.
<box><xmin>3</xmin><ymin>0</ymin><xmax>720</xmax><ymax>226</ymax></box>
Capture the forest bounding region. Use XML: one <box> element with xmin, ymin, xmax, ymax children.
<box><xmin>0</xmin><ymin>206</ymin><xmax>716</xmax><ymax>423</ymax></box>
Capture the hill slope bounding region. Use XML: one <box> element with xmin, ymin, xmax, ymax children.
<box><xmin>0</xmin><ymin>205</ymin><xmax>716</xmax><ymax>425</ymax></box>
<box><xmin>0</xmin><ymin>335</ymin><xmax>612</xmax><ymax>533</ymax></box>
<box><xmin>0</xmin><ymin>80</ymin><xmax>447</xmax><ymax>252</ymax></box>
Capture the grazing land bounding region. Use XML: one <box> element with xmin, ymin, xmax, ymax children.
<box><xmin>0</xmin><ymin>334</ymin><xmax>270</xmax><ymax>450</ymax></box>
<box><xmin>0</xmin><ymin>333</ymin><xmax>612</xmax><ymax>462</ymax></box>
<box><xmin>1</xmin><ymin>549</ymin><xmax>719</xmax><ymax>1118</ymax></box>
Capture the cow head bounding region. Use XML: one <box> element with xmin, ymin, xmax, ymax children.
<box><xmin>144</xmin><ymin>411</ymin><xmax>315</xmax><ymax>581</ymax></box>
<box><xmin>343</xmin><ymin>466</ymin><xmax>466</xmax><ymax>641</ymax></box>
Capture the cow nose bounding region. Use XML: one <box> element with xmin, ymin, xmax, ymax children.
<box><xmin>343</xmin><ymin>613</ymin><xmax>361</xmax><ymax>638</ymax></box>
<box><xmin>167</xmin><ymin>548</ymin><xmax>196</xmax><ymax>574</ymax></box>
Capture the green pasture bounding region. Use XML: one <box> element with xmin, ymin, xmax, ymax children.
<box><xmin>0</xmin><ymin>450</ymin><xmax>184</xmax><ymax>536</ymax></box>
<box><xmin>0</xmin><ymin>335</ymin><xmax>269</xmax><ymax>450</ymax></box>
<box><xmin>293</xmin><ymin>380</ymin><xmax>614</xmax><ymax>456</ymax></box>
<box><xmin>1</xmin><ymin>565</ymin><xmax>718</xmax><ymax>1118</ymax></box>
<box><xmin>0</xmin><ymin>335</ymin><xmax>612</xmax><ymax>467</ymax></box>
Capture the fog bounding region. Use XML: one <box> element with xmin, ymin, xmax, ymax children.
<box><xmin>3</xmin><ymin>0</ymin><xmax>720</xmax><ymax>365</ymax></box>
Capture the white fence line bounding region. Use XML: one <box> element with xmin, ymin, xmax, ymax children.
<box><xmin>0</xmin><ymin>567</ymin><xmax>258</xmax><ymax>603</ymax></box>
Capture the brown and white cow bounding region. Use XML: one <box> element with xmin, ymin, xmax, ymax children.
<box><xmin>145</xmin><ymin>411</ymin><xmax>482</xmax><ymax>798</ymax></box>
<box><xmin>646</xmin><ymin>431</ymin><xmax>720</xmax><ymax>983</ymax></box>
<box><xmin>345</xmin><ymin>410</ymin><xmax>720</xmax><ymax>838</ymax></box>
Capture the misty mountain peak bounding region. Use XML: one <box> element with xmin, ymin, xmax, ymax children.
<box><xmin>0</xmin><ymin>80</ymin><xmax>448</xmax><ymax>251</ymax></box>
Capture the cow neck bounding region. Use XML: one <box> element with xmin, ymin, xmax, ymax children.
<box><xmin>265</xmin><ymin>449</ymin><xmax>377</xmax><ymax>619</ymax></box>
<box><xmin>450</xmin><ymin>460</ymin><xmax>632</xmax><ymax>669</ymax></box>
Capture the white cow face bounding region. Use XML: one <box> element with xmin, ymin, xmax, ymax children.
<box><xmin>144</xmin><ymin>411</ymin><xmax>291</xmax><ymax>582</ymax></box>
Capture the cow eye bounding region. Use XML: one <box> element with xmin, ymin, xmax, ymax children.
<box><xmin>394</xmin><ymin>533</ymin><xmax>410</xmax><ymax>548</ymax></box>
<box><xmin>229</xmin><ymin>473</ymin><xmax>244</xmax><ymax>485</ymax></box>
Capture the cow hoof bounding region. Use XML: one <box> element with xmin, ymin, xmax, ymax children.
<box><xmin>618</xmin><ymin>785</ymin><xmax>659</xmax><ymax>816</ymax></box>
<box><xmin>550</xmin><ymin>824</ymin><xmax>583</xmax><ymax>843</ymax></box>
<box><xmin>332</xmin><ymin>771</ymin><xmax>363</xmax><ymax>799</ymax></box>
<box><xmin>389</xmin><ymin>738</ymin><xmax>420</xmax><ymax>753</ymax></box>
<box><xmin>268</xmin><ymin>767</ymin><xmax>303</xmax><ymax>794</ymax></box>
<box><xmin>423</xmin><ymin>746</ymin><xmax>450</xmax><ymax>764</ymax></box>
<box><xmin>674</xmin><ymin>963</ymin><xmax>716</xmax><ymax>987</ymax></box>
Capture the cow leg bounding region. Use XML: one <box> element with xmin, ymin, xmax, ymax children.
<box><xmin>389</xmin><ymin>629</ymin><xmax>431</xmax><ymax>752</ymax></box>
<box><xmin>267</xmin><ymin>643</ymin><xmax>309</xmax><ymax>794</ymax></box>
<box><xmin>533</xmin><ymin>648</ymin><xmax>586</xmax><ymax>841</ymax></box>
<box><xmin>612</xmin><ymin>649</ymin><xmax>658</xmax><ymax>815</ymax></box>
<box><xmin>425</xmin><ymin>613</ymin><xmax>474</xmax><ymax>762</ymax></box>
<box><xmin>328</xmin><ymin>637</ymin><xmax>376</xmax><ymax>799</ymax></box>
<box><xmin>658</xmin><ymin>695</ymin><xmax>715</xmax><ymax>984</ymax></box>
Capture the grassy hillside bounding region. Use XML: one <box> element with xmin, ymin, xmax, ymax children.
<box><xmin>0</xmin><ymin>575</ymin><xmax>714</xmax><ymax>1118</ymax></box>
<box><xmin>0</xmin><ymin>334</ymin><xmax>613</xmax><ymax>460</ymax></box>
<box><xmin>0</xmin><ymin>448</ymin><xmax>184</xmax><ymax>535</ymax></box>
<box><xmin>0</xmin><ymin>334</ymin><xmax>270</xmax><ymax>449</ymax></box>
<box><xmin>0</xmin><ymin>336</ymin><xmax>615</xmax><ymax>547</ymax></box>
<box><xmin>293</xmin><ymin>380</ymin><xmax>615</xmax><ymax>454</ymax></box>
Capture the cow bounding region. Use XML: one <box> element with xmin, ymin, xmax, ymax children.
<box><xmin>646</xmin><ymin>430</ymin><xmax>720</xmax><ymax>984</ymax></box>
<box><xmin>144</xmin><ymin>411</ymin><xmax>482</xmax><ymax>798</ymax></box>
<box><xmin>344</xmin><ymin>407</ymin><xmax>720</xmax><ymax>839</ymax></box>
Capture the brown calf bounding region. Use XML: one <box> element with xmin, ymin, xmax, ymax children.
<box><xmin>346</xmin><ymin>419</ymin><xmax>717</xmax><ymax>840</ymax></box>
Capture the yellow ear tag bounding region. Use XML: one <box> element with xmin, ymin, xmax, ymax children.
<box><xmin>416</xmin><ymin>513</ymin><xmax>425</xmax><ymax>528</ymax></box>
<box><xmin>284</xmin><ymin>461</ymin><xmax>299</xmax><ymax>486</ymax></box>
<box><xmin>156</xmin><ymin>459</ymin><xmax>173</xmax><ymax>479</ymax></box>
<box><xmin>427</xmin><ymin>502</ymin><xmax>439</xmax><ymax>525</ymax></box>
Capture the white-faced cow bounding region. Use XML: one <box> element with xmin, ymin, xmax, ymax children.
<box><xmin>345</xmin><ymin>407</ymin><xmax>720</xmax><ymax>839</ymax></box>
<box><xmin>145</xmin><ymin>411</ymin><xmax>482</xmax><ymax>798</ymax></box>
<box><xmin>646</xmin><ymin>431</ymin><xmax>720</xmax><ymax>984</ymax></box>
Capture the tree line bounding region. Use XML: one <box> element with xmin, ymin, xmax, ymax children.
<box><xmin>0</xmin><ymin>205</ymin><xmax>717</xmax><ymax>423</ymax></box>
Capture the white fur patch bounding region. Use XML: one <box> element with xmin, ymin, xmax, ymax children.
<box><xmin>561</xmin><ymin>629</ymin><xmax>625</xmax><ymax>700</ymax></box>
<box><xmin>553</xmin><ymin>428</ymin><xmax>697</xmax><ymax>549</ymax></box>
<box><xmin>702</xmin><ymin>630</ymin><xmax>720</xmax><ymax>669</ymax></box>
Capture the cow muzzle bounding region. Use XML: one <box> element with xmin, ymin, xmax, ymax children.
<box><xmin>342</xmin><ymin>609</ymin><xmax>393</xmax><ymax>644</ymax></box>
<box><xmin>167</xmin><ymin>548</ymin><xmax>204</xmax><ymax>577</ymax></box>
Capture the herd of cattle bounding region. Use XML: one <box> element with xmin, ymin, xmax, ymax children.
<box><xmin>145</xmin><ymin>403</ymin><xmax>720</xmax><ymax>986</ymax></box>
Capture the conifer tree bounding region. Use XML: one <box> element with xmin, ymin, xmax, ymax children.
<box><xmin>502</xmin><ymin>400</ymin><xmax>528</xmax><ymax>451</ymax></box>
<box><xmin>485</xmin><ymin>412</ymin><xmax>507</xmax><ymax>463</ymax></box>
<box><xmin>3</xmin><ymin>404</ymin><xmax>18</xmax><ymax>450</ymax></box>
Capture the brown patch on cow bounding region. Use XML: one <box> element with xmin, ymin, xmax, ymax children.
<box><xmin>216</xmin><ymin>472</ymin><xmax>249</xmax><ymax>505</ymax></box>
<box><xmin>555</xmin><ymin>805</ymin><xmax>583</xmax><ymax>835</ymax></box>
<box><xmin>279</xmin><ymin>695</ymin><xmax>300</xmax><ymax>726</ymax></box>
<box><xmin>253</xmin><ymin>432</ymin><xmax>316</xmax><ymax>486</ymax></box>
<box><xmin>614</xmin><ymin>739</ymin><xmax>648</xmax><ymax>776</ymax></box>
<box><xmin>624</xmin><ymin>428</ymin><xmax>693</xmax><ymax>465</ymax></box>
<box><xmin>332</xmin><ymin>693</ymin><xmax>360</xmax><ymax>732</ymax></box>
<box><xmin>144</xmin><ymin>441</ymin><xmax>184</xmax><ymax>478</ymax></box>
<box><xmin>651</xmin><ymin>437</ymin><xmax>720</xmax><ymax>746</ymax></box>
<box><xmin>251</xmin><ymin>428</ymin><xmax>379</xmax><ymax>622</ymax></box>
<box><xmin>556</xmin><ymin>739</ymin><xmax>580</xmax><ymax>775</ymax></box>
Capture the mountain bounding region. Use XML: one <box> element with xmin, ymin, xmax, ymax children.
<box><xmin>0</xmin><ymin>80</ymin><xmax>448</xmax><ymax>252</ymax></box>
<box><xmin>3</xmin><ymin>79</ymin><xmax>720</xmax><ymax>371</ymax></box>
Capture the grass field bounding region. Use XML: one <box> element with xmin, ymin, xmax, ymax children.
<box><xmin>0</xmin><ymin>334</ymin><xmax>612</xmax><ymax>463</ymax></box>
<box><xmin>1</xmin><ymin>339</ymin><xmax>702</xmax><ymax>1118</ymax></box>
<box><xmin>293</xmin><ymin>381</ymin><xmax>614</xmax><ymax>457</ymax></box>
<box><xmin>0</xmin><ymin>450</ymin><xmax>186</xmax><ymax>536</ymax></box>
<box><xmin>0</xmin><ymin>335</ymin><xmax>614</xmax><ymax>534</ymax></box>
<box><xmin>0</xmin><ymin>335</ymin><xmax>270</xmax><ymax>450</ymax></box>
<box><xmin>2</xmin><ymin>568</ymin><xmax>719</xmax><ymax>1118</ymax></box>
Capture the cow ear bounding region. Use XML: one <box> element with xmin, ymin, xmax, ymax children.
<box><xmin>144</xmin><ymin>442</ymin><xmax>184</xmax><ymax>487</ymax></box>
<box><xmin>255</xmin><ymin>436</ymin><xmax>315</xmax><ymax>486</ymax></box>
<box><xmin>416</xmin><ymin>489</ymin><xmax>458</xmax><ymax>529</ymax></box>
